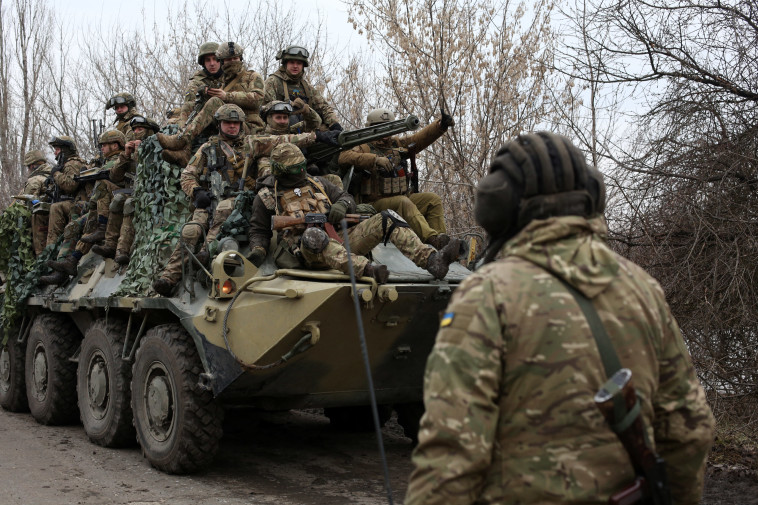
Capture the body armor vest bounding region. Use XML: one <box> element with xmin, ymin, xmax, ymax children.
<box><xmin>361</xmin><ymin>143</ymin><xmax>410</xmax><ymax>201</ymax></box>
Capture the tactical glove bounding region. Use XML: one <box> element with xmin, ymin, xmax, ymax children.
<box><xmin>440</xmin><ymin>110</ymin><xmax>455</xmax><ymax>129</ymax></box>
<box><xmin>291</xmin><ymin>97</ymin><xmax>310</xmax><ymax>115</ymax></box>
<box><xmin>328</xmin><ymin>200</ymin><xmax>349</xmax><ymax>224</ymax></box>
<box><xmin>375</xmin><ymin>156</ymin><xmax>394</xmax><ymax>175</ymax></box>
<box><xmin>329</xmin><ymin>122</ymin><xmax>343</xmax><ymax>132</ymax></box>
<box><xmin>315</xmin><ymin>130</ymin><xmax>340</xmax><ymax>146</ymax></box>
<box><xmin>355</xmin><ymin>203</ymin><xmax>377</xmax><ymax>215</ymax></box>
<box><xmin>247</xmin><ymin>246</ymin><xmax>268</xmax><ymax>267</ymax></box>
<box><xmin>193</xmin><ymin>188</ymin><xmax>212</xmax><ymax>209</ymax></box>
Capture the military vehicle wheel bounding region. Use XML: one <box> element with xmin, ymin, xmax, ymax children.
<box><xmin>325</xmin><ymin>405</ymin><xmax>392</xmax><ymax>432</ymax></box>
<box><xmin>25</xmin><ymin>313</ymin><xmax>80</xmax><ymax>425</ymax></box>
<box><xmin>0</xmin><ymin>338</ymin><xmax>28</xmax><ymax>412</ymax></box>
<box><xmin>395</xmin><ymin>402</ymin><xmax>425</xmax><ymax>444</ymax></box>
<box><xmin>78</xmin><ymin>318</ymin><xmax>135</xmax><ymax>447</ymax></box>
<box><xmin>131</xmin><ymin>324</ymin><xmax>223</xmax><ymax>474</ymax></box>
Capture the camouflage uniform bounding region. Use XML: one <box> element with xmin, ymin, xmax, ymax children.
<box><xmin>264</xmin><ymin>68</ymin><xmax>339</xmax><ymax>130</ymax></box>
<box><xmin>248</xmin><ymin>174</ymin><xmax>435</xmax><ymax>277</ymax></box>
<box><xmin>45</xmin><ymin>152</ymin><xmax>87</xmax><ymax>247</ymax></box>
<box><xmin>21</xmin><ymin>151</ymin><xmax>52</xmax><ymax>255</ymax></box>
<box><xmin>338</xmin><ymin>115</ymin><xmax>450</xmax><ymax>243</ymax></box>
<box><xmin>406</xmin><ymin>132</ymin><xmax>714</xmax><ymax>505</ymax></box>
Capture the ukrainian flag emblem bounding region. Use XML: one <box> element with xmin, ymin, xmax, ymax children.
<box><xmin>440</xmin><ymin>312</ymin><xmax>455</xmax><ymax>327</ymax></box>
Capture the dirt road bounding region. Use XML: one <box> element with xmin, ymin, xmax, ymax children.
<box><xmin>0</xmin><ymin>407</ymin><xmax>413</xmax><ymax>505</ymax></box>
<box><xmin>2</xmin><ymin>406</ymin><xmax>756</xmax><ymax>504</ymax></box>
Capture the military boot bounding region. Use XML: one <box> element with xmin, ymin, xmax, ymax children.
<box><xmin>114</xmin><ymin>250</ymin><xmax>130</xmax><ymax>265</ymax></box>
<box><xmin>362</xmin><ymin>263</ymin><xmax>389</xmax><ymax>284</ymax></box>
<box><xmin>153</xmin><ymin>278</ymin><xmax>177</xmax><ymax>297</ymax></box>
<box><xmin>48</xmin><ymin>255</ymin><xmax>80</xmax><ymax>276</ymax></box>
<box><xmin>80</xmin><ymin>221</ymin><xmax>107</xmax><ymax>244</ymax></box>
<box><xmin>425</xmin><ymin>238</ymin><xmax>463</xmax><ymax>280</ymax></box>
<box><xmin>425</xmin><ymin>233</ymin><xmax>450</xmax><ymax>250</ymax></box>
<box><xmin>38</xmin><ymin>270</ymin><xmax>69</xmax><ymax>286</ymax></box>
<box><xmin>92</xmin><ymin>243</ymin><xmax>116</xmax><ymax>258</ymax></box>
<box><xmin>156</xmin><ymin>132</ymin><xmax>189</xmax><ymax>150</ymax></box>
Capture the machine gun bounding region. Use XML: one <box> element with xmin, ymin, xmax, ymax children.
<box><xmin>305</xmin><ymin>115</ymin><xmax>420</xmax><ymax>166</ymax></box>
<box><xmin>90</xmin><ymin>118</ymin><xmax>104</xmax><ymax>167</ymax></box>
<box><xmin>595</xmin><ymin>369</ymin><xmax>671</xmax><ymax>505</ymax></box>
<box><xmin>74</xmin><ymin>167</ymin><xmax>111</xmax><ymax>184</ymax></box>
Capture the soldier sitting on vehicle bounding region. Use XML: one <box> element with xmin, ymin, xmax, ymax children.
<box><xmin>264</xmin><ymin>45</ymin><xmax>342</xmax><ymax>133</ymax></box>
<box><xmin>42</xmin><ymin>136</ymin><xmax>87</xmax><ymax>250</ymax></box>
<box><xmin>41</xmin><ymin>130</ymin><xmax>132</xmax><ymax>284</ymax></box>
<box><xmin>156</xmin><ymin>41</ymin><xmax>265</xmax><ymax>165</ymax></box>
<box><xmin>91</xmin><ymin>115</ymin><xmax>160</xmax><ymax>264</ymax></box>
<box><xmin>246</xmin><ymin>143</ymin><xmax>462</xmax><ymax>283</ymax></box>
<box><xmin>20</xmin><ymin>150</ymin><xmax>53</xmax><ymax>256</ymax></box>
<box><xmin>338</xmin><ymin>108</ymin><xmax>455</xmax><ymax>250</ymax></box>
<box><xmin>106</xmin><ymin>92</ymin><xmax>142</xmax><ymax>139</ymax></box>
<box><xmin>152</xmin><ymin>104</ymin><xmax>340</xmax><ymax>297</ymax></box>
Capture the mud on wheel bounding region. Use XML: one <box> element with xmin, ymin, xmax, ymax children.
<box><xmin>131</xmin><ymin>324</ymin><xmax>223</xmax><ymax>474</ymax></box>
<box><xmin>78</xmin><ymin>318</ymin><xmax>135</xmax><ymax>447</ymax></box>
<box><xmin>25</xmin><ymin>313</ymin><xmax>81</xmax><ymax>425</ymax></box>
<box><xmin>0</xmin><ymin>334</ymin><xmax>28</xmax><ymax>412</ymax></box>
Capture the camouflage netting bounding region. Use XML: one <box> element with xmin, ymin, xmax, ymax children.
<box><xmin>114</xmin><ymin>127</ymin><xmax>191</xmax><ymax>296</ymax></box>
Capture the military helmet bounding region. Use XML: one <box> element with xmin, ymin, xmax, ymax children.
<box><xmin>474</xmin><ymin>132</ymin><xmax>606</xmax><ymax>247</ymax></box>
<box><xmin>366</xmin><ymin>108</ymin><xmax>395</xmax><ymax>126</ymax></box>
<box><xmin>23</xmin><ymin>149</ymin><xmax>46</xmax><ymax>167</ymax></box>
<box><xmin>216</xmin><ymin>41</ymin><xmax>243</xmax><ymax>61</ymax></box>
<box><xmin>129</xmin><ymin>115</ymin><xmax>160</xmax><ymax>133</ymax></box>
<box><xmin>98</xmin><ymin>129</ymin><xmax>126</xmax><ymax>147</ymax></box>
<box><xmin>197</xmin><ymin>41</ymin><xmax>219</xmax><ymax>65</ymax></box>
<box><xmin>276</xmin><ymin>45</ymin><xmax>310</xmax><ymax>67</ymax></box>
<box><xmin>214</xmin><ymin>104</ymin><xmax>245</xmax><ymax>122</ymax></box>
<box><xmin>270</xmin><ymin>142</ymin><xmax>307</xmax><ymax>177</ymax></box>
<box><xmin>260</xmin><ymin>101</ymin><xmax>293</xmax><ymax>121</ymax></box>
<box><xmin>48</xmin><ymin>135</ymin><xmax>77</xmax><ymax>151</ymax></box>
<box><xmin>106</xmin><ymin>92</ymin><xmax>136</xmax><ymax>110</ymax></box>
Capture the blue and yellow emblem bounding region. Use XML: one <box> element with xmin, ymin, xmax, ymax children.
<box><xmin>440</xmin><ymin>312</ymin><xmax>455</xmax><ymax>327</ymax></box>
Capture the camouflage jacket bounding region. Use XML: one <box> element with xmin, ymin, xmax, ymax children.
<box><xmin>244</xmin><ymin>130</ymin><xmax>316</xmax><ymax>179</ymax></box>
<box><xmin>179</xmin><ymin>69</ymin><xmax>224</xmax><ymax>126</ymax></box>
<box><xmin>221</xmin><ymin>66</ymin><xmax>265</xmax><ymax>132</ymax></box>
<box><xmin>108</xmin><ymin>151</ymin><xmax>136</xmax><ymax>187</ymax></box>
<box><xmin>113</xmin><ymin>108</ymin><xmax>141</xmax><ymax>140</ymax></box>
<box><xmin>247</xmin><ymin>175</ymin><xmax>354</xmax><ymax>251</ymax></box>
<box><xmin>405</xmin><ymin>216</ymin><xmax>714</xmax><ymax>505</ymax></box>
<box><xmin>180</xmin><ymin>135</ymin><xmax>254</xmax><ymax>198</ymax></box>
<box><xmin>51</xmin><ymin>153</ymin><xmax>87</xmax><ymax>198</ymax></box>
<box><xmin>264</xmin><ymin>67</ymin><xmax>339</xmax><ymax>128</ymax></box>
<box><xmin>22</xmin><ymin>163</ymin><xmax>52</xmax><ymax>197</ymax></box>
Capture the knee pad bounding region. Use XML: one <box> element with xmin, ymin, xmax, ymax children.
<box><xmin>123</xmin><ymin>197</ymin><xmax>135</xmax><ymax>215</ymax></box>
<box><xmin>109</xmin><ymin>193</ymin><xmax>127</xmax><ymax>213</ymax></box>
<box><xmin>301</xmin><ymin>227</ymin><xmax>330</xmax><ymax>254</ymax></box>
<box><xmin>181</xmin><ymin>221</ymin><xmax>205</xmax><ymax>241</ymax></box>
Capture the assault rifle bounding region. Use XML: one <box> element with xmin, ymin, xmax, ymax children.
<box><xmin>595</xmin><ymin>369</ymin><xmax>671</xmax><ymax>505</ymax></box>
<box><xmin>90</xmin><ymin>118</ymin><xmax>104</xmax><ymax>167</ymax></box>
<box><xmin>43</xmin><ymin>152</ymin><xmax>66</xmax><ymax>203</ymax></box>
<box><xmin>305</xmin><ymin>115</ymin><xmax>420</xmax><ymax>165</ymax></box>
<box><xmin>74</xmin><ymin>167</ymin><xmax>111</xmax><ymax>184</ymax></box>
<box><xmin>184</xmin><ymin>86</ymin><xmax>208</xmax><ymax>127</ymax></box>
<box><xmin>271</xmin><ymin>212</ymin><xmax>369</xmax><ymax>232</ymax></box>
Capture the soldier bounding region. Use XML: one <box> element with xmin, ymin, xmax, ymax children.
<box><xmin>20</xmin><ymin>150</ymin><xmax>52</xmax><ymax>255</ymax></box>
<box><xmin>263</xmin><ymin>45</ymin><xmax>342</xmax><ymax>132</ymax></box>
<box><xmin>91</xmin><ymin>115</ymin><xmax>160</xmax><ymax>263</ymax></box>
<box><xmin>404</xmin><ymin>133</ymin><xmax>715</xmax><ymax>505</ymax></box>
<box><xmin>245</xmin><ymin>143</ymin><xmax>462</xmax><ymax>283</ymax></box>
<box><xmin>338</xmin><ymin>108</ymin><xmax>454</xmax><ymax>249</ymax></box>
<box><xmin>44</xmin><ymin>130</ymin><xmax>131</xmax><ymax>281</ymax></box>
<box><xmin>105</xmin><ymin>92</ymin><xmax>141</xmax><ymax>137</ymax></box>
<box><xmin>152</xmin><ymin>105</ymin><xmax>339</xmax><ymax>296</ymax></box>
<box><xmin>157</xmin><ymin>41</ymin><xmax>265</xmax><ymax>162</ymax></box>
<box><xmin>43</xmin><ymin>136</ymin><xmax>87</xmax><ymax>249</ymax></box>
<box><xmin>178</xmin><ymin>42</ymin><xmax>223</xmax><ymax>127</ymax></box>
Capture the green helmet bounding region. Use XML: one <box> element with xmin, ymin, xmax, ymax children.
<box><xmin>98</xmin><ymin>129</ymin><xmax>126</xmax><ymax>147</ymax></box>
<box><xmin>270</xmin><ymin>142</ymin><xmax>306</xmax><ymax>177</ymax></box>
<box><xmin>260</xmin><ymin>100</ymin><xmax>293</xmax><ymax>121</ymax></box>
<box><xmin>276</xmin><ymin>46</ymin><xmax>310</xmax><ymax>67</ymax></box>
<box><xmin>366</xmin><ymin>108</ymin><xmax>395</xmax><ymax>126</ymax></box>
<box><xmin>106</xmin><ymin>92</ymin><xmax>136</xmax><ymax>110</ymax></box>
<box><xmin>474</xmin><ymin>132</ymin><xmax>606</xmax><ymax>251</ymax></box>
<box><xmin>216</xmin><ymin>41</ymin><xmax>243</xmax><ymax>61</ymax></box>
<box><xmin>214</xmin><ymin>104</ymin><xmax>245</xmax><ymax>122</ymax></box>
<box><xmin>23</xmin><ymin>149</ymin><xmax>46</xmax><ymax>167</ymax></box>
<box><xmin>129</xmin><ymin>115</ymin><xmax>160</xmax><ymax>134</ymax></box>
<box><xmin>197</xmin><ymin>42</ymin><xmax>219</xmax><ymax>66</ymax></box>
<box><xmin>48</xmin><ymin>135</ymin><xmax>77</xmax><ymax>151</ymax></box>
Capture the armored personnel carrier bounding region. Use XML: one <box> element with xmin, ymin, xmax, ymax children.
<box><xmin>0</xmin><ymin>120</ymin><xmax>473</xmax><ymax>474</ymax></box>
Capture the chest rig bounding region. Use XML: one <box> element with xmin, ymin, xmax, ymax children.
<box><xmin>361</xmin><ymin>142</ymin><xmax>410</xmax><ymax>201</ymax></box>
<box><xmin>200</xmin><ymin>138</ymin><xmax>245</xmax><ymax>196</ymax></box>
<box><xmin>277</xmin><ymin>76</ymin><xmax>310</xmax><ymax>127</ymax></box>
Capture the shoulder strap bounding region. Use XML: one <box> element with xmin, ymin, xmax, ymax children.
<box><xmin>307</xmin><ymin>176</ymin><xmax>333</xmax><ymax>205</ymax></box>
